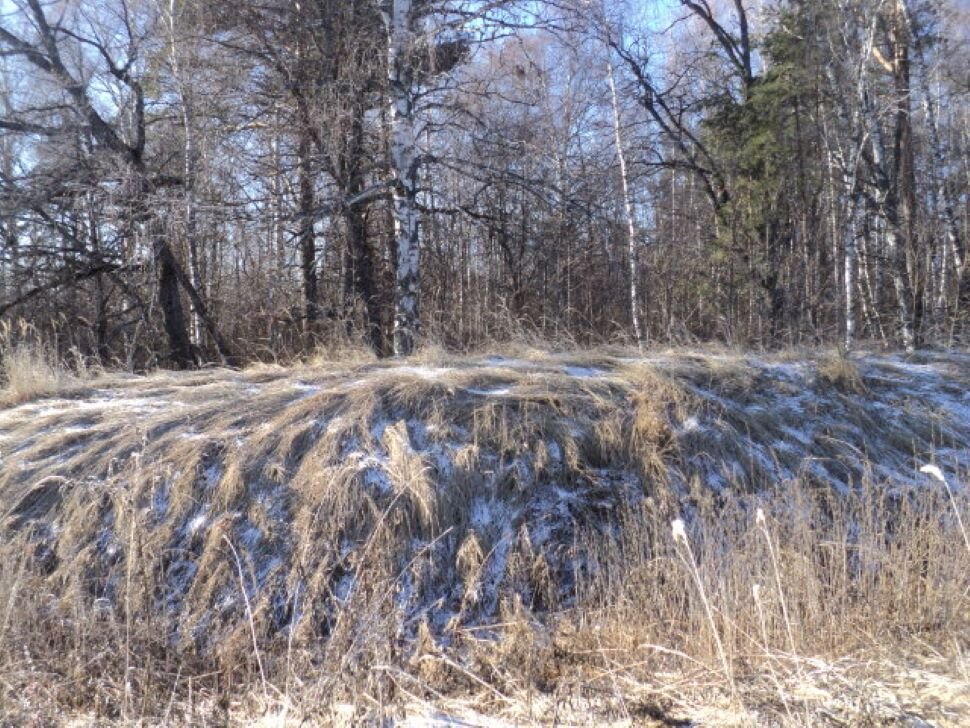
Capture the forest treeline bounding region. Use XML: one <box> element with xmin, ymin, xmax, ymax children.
<box><xmin>0</xmin><ymin>0</ymin><xmax>966</xmax><ymax>368</ymax></box>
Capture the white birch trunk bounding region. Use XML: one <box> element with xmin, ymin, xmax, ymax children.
<box><xmin>841</xmin><ymin>6</ymin><xmax>916</xmax><ymax>351</ymax></box>
<box><xmin>271</xmin><ymin>108</ymin><xmax>285</xmax><ymax>274</ymax></box>
<box><xmin>384</xmin><ymin>0</ymin><xmax>421</xmax><ymax>356</ymax></box>
<box><xmin>824</xmin><ymin>135</ymin><xmax>861</xmax><ymax>351</ymax></box>
<box><xmin>844</xmin><ymin>204</ymin><xmax>859</xmax><ymax>350</ymax></box>
<box><xmin>607</xmin><ymin>59</ymin><xmax>644</xmax><ymax>349</ymax></box>
<box><xmin>166</xmin><ymin>0</ymin><xmax>202</xmax><ymax>348</ymax></box>
<box><xmin>858</xmin><ymin>226</ymin><xmax>886</xmax><ymax>342</ymax></box>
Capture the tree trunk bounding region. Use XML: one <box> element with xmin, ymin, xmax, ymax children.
<box><xmin>166</xmin><ymin>0</ymin><xmax>203</xmax><ymax>350</ymax></box>
<box><xmin>153</xmin><ymin>226</ymin><xmax>195</xmax><ymax>369</ymax></box>
<box><xmin>867</xmin><ymin>96</ymin><xmax>916</xmax><ymax>350</ymax></box>
<box><xmin>844</xmin><ymin>203</ymin><xmax>859</xmax><ymax>350</ymax></box>
<box><xmin>345</xmin><ymin>203</ymin><xmax>385</xmax><ymax>355</ymax></box>
<box><xmin>384</xmin><ymin>0</ymin><xmax>421</xmax><ymax>356</ymax></box>
<box><xmin>891</xmin><ymin>0</ymin><xmax>920</xmax><ymax>348</ymax></box>
<box><xmin>298</xmin><ymin>131</ymin><xmax>319</xmax><ymax>344</ymax></box>
<box><xmin>167</xmin><ymin>251</ymin><xmax>238</xmax><ymax>366</ymax></box>
<box><xmin>345</xmin><ymin>103</ymin><xmax>386</xmax><ymax>354</ymax></box>
<box><xmin>607</xmin><ymin>59</ymin><xmax>644</xmax><ymax>349</ymax></box>
<box><xmin>910</xmin><ymin>13</ymin><xmax>967</xmax><ymax>316</ymax></box>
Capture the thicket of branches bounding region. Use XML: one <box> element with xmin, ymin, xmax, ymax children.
<box><xmin>0</xmin><ymin>0</ymin><xmax>966</xmax><ymax>368</ymax></box>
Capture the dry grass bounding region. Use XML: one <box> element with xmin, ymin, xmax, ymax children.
<box><xmin>567</xmin><ymin>475</ymin><xmax>969</xmax><ymax>722</ymax></box>
<box><xmin>816</xmin><ymin>351</ymin><xmax>868</xmax><ymax>394</ymax></box>
<box><xmin>0</xmin><ymin>320</ymin><xmax>91</xmax><ymax>405</ymax></box>
<box><xmin>0</xmin><ymin>348</ymin><xmax>967</xmax><ymax>725</ymax></box>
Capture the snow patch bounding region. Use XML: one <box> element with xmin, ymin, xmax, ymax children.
<box><xmin>290</xmin><ymin>381</ymin><xmax>322</xmax><ymax>395</ymax></box>
<box><xmin>187</xmin><ymin>513</ymin><xmax>208</xmax><ymax>534</ymax></box>
<box><xmin>392</xmin><ymin>365</ymin><xmax>455</xmax><ymax>379</ymax></box>
<box><xmin>563</xmin><ymin>365</ymin><xmax>607</xmax><ymax>378</ymax></box>
<box><xmin>679</xmin><ymin>415</ymin><xmax>702</xmax><ymax>433</ymax></box>
<box><xmin>467</xmin><ymin>386</ymin><xmax>511</xmax><ymax>396</ymax></box>
<box><xmin>483</xmin><ymin>356</ymin><xmax>534</xmax><ymax>369</ymax></box>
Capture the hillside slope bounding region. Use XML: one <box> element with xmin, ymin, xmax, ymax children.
<box><xmin>0</xmin><ymin>349</ymin><xmax>968</xmax><ymax>726</ymax></box>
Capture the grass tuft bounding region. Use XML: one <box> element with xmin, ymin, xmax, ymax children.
<box><xmin>0</xmin><ymin>320</ymin><xmax>85</xmax><ymax>404</ymax></box>
<box><xmin>817</xmin><ymin>351</ymin><xmax>868</xmax><ymax>394</ymax></box>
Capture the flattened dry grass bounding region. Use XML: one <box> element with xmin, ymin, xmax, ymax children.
<box><xmin>0</xmin><ymin>348</ymin><xmax>967</xmax><ymax>725</ymax></box>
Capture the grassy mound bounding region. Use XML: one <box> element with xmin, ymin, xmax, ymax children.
<box><xmin>0</xmin><ymin>349</ymin><xmax>968</xmax><ymax>725</ymax></box>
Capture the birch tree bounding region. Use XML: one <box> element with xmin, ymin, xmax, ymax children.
<box><xmin>382</xmin><ymin>0</ymin><xmax>422</xmax><ymax>356</ymax></box>
<box><xmin>378</xmin><ymin>0</ymin><xmax>501</xmax><ymax>355</ymax></box>
<box><xmin>606</xmin><ymin>58</ymin><xmax>644</xmax><ymax>348</ymax></box>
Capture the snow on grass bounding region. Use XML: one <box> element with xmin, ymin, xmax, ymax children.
<box><xmin>678</xmin><ymin>414</ymin><xmax>702</xmax><ymax>433</ymax></box>
<box><xmin>482</xmin><ymin>355</ymin><xmax>535</xmax><ymax>369</ymax></box>
<box><xmin>2</xmin><ymin>393</ymin><xmax>183</xmax><ymax>420</ymax></box>
<box><xmin>187</xmin><ymin>512</ymin><xmax>208</xmax><ymax>535</ymax></box>
<box><xmin>289</xmin><ymin>381</ymin><xmax>322</xmax><ymax>394</ymax></box>
<box><xmin>398</xmin><ymin>711</ymin><xmax>519</xmax><ymax>727</ymax></box>
<box><xmin>0</xmin><ymin>349</ymin><xmax>968</xmax><ymax>671</ymax></box>
<box><xmin>390</xmin><ymin>365</ymin><xmax>457</xmax><ymax>379</ymax></box>
<box><xmin>562</xmin><ymin>365</ymin><xmax>608</xmax><ymax>378</ymax></box>
<box><xmin>466</xmin><ymin>386</ymin><xmax>512</xmax><ymax>397</ymax></box>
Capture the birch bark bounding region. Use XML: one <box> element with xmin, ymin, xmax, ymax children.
<box><xmin>383</xmin><ymin>0</ymin><xmax>421</xmax><ymax>356</ymax></box>
<box><xmin>607</xmin><ymin>59</ymin><xmax>644</xmax><ymax>348</ymax></box>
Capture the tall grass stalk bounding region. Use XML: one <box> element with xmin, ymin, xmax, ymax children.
<box><xmin>756</xmin><ymin>507</ymin><xmax>797</xmax><ymax>654</ymax></box>
<box><xmin>671</xmin><ymin>518</ymin><xmax>735</xmax><ymax>694</ymax></box>
<box><xmin>223</xmin><ymin>534</ymin><xmax>269</xmax><ymax>701</ymax></box>
<box><xmin>920</xmin><ymin>464</ymin><xmax>970</xmax><ymax>556</ymax></box>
